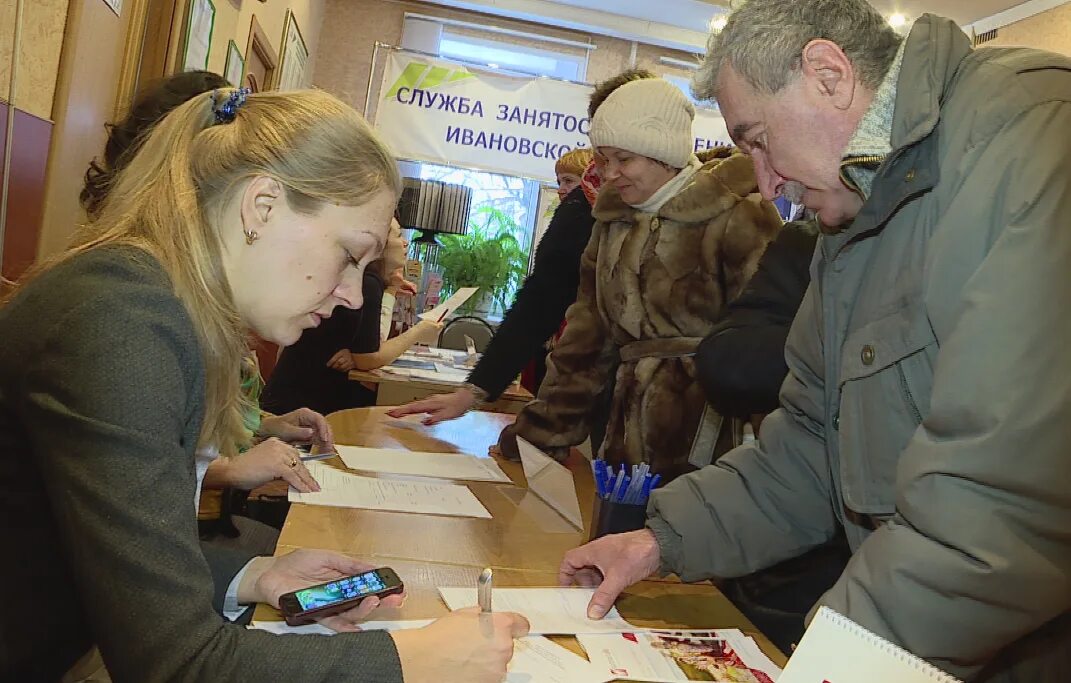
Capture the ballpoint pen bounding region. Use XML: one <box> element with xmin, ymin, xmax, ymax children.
<box><xmin>478</xmin><ymin>567</ymin><xmax>493</xmax><ymax>614</ymax></box>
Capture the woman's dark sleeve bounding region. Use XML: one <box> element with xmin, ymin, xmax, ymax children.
<box><xmin>696</xmin><ymin>221</ymin><xmax>819</xmax><ymax>417</ymax></box>
<box><xmin>467</xmin><ymin>186</ymin><xmax>595</xmax><ymax>400</ymax></box>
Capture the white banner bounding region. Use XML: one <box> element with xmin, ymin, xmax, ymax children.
<box><xmin>374</xmin><ymin>50</ymin><xmax>730</xmax><ymax>184</ymax></box>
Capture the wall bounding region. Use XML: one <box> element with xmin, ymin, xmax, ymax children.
<box><xmin>35</xmin><ymin>0</ymin><xmax>132</xmax><ymax>259</ymax></box>
<box><xmin>0</xmin><ymin>0</ymin><xmax>69</xmax><ymax>279</ymax></box>
<box><xmin>0</xmin><ymin>0</ymin><xmax>70</xmax><ymax>119</ymax></box>
<box><xmin>983</xmin><ymin>2</ymin><xmax>1071</xmax><ymax>55</ymax></box>
<box><xmin>206</xmin><ymin>0</ymin><xmax>325</xmax><ymax>86</ymax></box>
<box><xmin>314</xmin><ymin>0</ymin><xmax>703</xmax><ymax>117</ymax></box>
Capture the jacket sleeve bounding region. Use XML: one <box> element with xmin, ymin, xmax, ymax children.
<box><xmin>200</xmin><ymin>542</ymin><xmax>256</xmax><ymax>615</ymax></box>
<box><xmin>697</xmin><ymin>222</ymin><xmax>818</xmax><ymax>417</ymax></box>
<box><xmin>468</xmin><ymin>188</ymin><xmax>594</xmax><ymax>399</ymax></box>
<box><xmin>647</xmin><ymin>279</ymin><xmax>839</xmax><ymax>579</ymax></box>
<box><xmin>818</xmin><ymin>102</ymin><xmax>1071</xmax><ymax>679</ymax></box>
<box><xmin>508</xmin><ymin>219</ymin><xmax>617</xmax><ymax>451</ymax></box>
<box><xmin>20</xmin><ymin>279</ymin><xmax>402</xmax><ymax>682</ymax></box>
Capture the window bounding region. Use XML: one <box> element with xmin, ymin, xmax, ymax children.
<box><xmin>400</xmin><ymin>160</ymin><xmax>541</xmax><ymax>318</ymax></box>
<box><xmin>438</xmin><ymin>31</ymin><xmax>586</xmax><ymax>81</ymax></box>
<box><xmin>402</xmin><ymin>16</ymin><xmax>590</xmax><ymax>82</ymax></box>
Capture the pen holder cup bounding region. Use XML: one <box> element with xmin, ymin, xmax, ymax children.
<box><xmin>590</xmin><ymin>497</ymin><xmax>648</xmax><ymax>541</ymax></box>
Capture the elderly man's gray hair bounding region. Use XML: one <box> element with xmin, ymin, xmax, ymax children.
<box><xmin>694</xmin><ymin>0</ymin><xmax>902</xmax><ymax>101</ymax></box>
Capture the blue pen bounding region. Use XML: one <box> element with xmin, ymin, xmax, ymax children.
<box><xmin>609</xmin><ymin>468</ymin><xmax>626</xmax><ymax>502</ymax></box>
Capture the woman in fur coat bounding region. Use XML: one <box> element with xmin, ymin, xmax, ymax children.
<box><xmin>498</xmin><ymin>78</ymin><xmax>782</xmax><ymax>480</ymax></box>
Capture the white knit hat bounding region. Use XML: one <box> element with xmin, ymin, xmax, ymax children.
<box><xmin>588</xmin><ymin>79</ymin><xmax>696</xmax><ymax>168</ymax></box>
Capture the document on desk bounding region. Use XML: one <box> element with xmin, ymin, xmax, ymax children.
<box><xmin>336</xmin><ymin>444</ymin><xmax>511</xmax><ymax>483</ymax></box>
<box><xmin>438</xmin><ymin>587</ymin><xmax>634</xmax><ymax>634</ymax></box>
<box><xmin>290</xmin><ymin>461</ymin><xmax>492</xmax><ymax>518</ymax></box>
<box><xmin>577</xmin><ymin>629</ymin><xmax>783</xmax><ymax>683</ymax></box>
<box><xmin>419</xmin><ymin>286</ymin><xmax>479</xmax><ymax>322</ymax></box>
<box><xmin>508</xmin><ymin>636</ymin><xmax>605</xmax><ymax>683</ymax></box>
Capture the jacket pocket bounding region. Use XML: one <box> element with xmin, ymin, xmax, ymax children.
<box><xmin>837</xmin><ymin>299</ymin><xmax>937</xmax><ymax>514</ymax></box>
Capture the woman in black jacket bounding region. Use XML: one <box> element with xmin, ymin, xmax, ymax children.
<box><xmin>390</xmin><ymin>152</ymin><xmax>599</xmax><ymax>424</ymax></box>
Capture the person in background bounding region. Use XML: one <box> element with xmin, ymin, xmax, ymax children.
<box><xmin>559</xmin><ymin>2</ymin><xmax>1071</xmax><ymax>679</ymax></box>
<box><xmin>493</xmin><ymin>77</ymin><xmax>782</xmax><ymax>478</ymax></box>
<box><xmin>80</xmin><ymin>70</ymin><xmax>328</xmax><ymax>554</ymax></box>
<box><xmin>389</xmin><ymin>70</ymin><xmax>659</xmax><ymax>432</ymax></box>
<box><xmin>324</xmin><ymin>220</ymin><xmax>442</xmax><ymax>374</ymax></box>
<box><xmin>554</xmin><ymin>147</ymin><xmax>592</xmax><ymax>200</ymax></box>
<box><xmin>1</xmin><ymin>86</ymin><xmax>527</xmax><ymax>682</ymax></box>
<box><xmin>377</xmin><ymin>213</ymin><xmax>420</xmax><ymax>341</ymax></box>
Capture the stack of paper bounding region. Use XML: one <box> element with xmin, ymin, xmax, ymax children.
<box><xmin>438</xmin><ymin>587</ymin><xmax>635</xmax><ymax>635</ymax></box>
<box><xmin>578</xmin><ymin>629</ymin><xmax>782</xmax><ymax>683</ymax></box>
<box><xmin>336</xmin><ymin>444</ymin><xmax>511</xmax><ymax>483</ymax></box>
<box><xmin>290</xmin><ymin>461</ymin><xmax>492</xmax><ymax>519</ymax></box>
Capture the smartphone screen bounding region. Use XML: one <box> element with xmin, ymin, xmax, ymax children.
<box><xmin>294</xmin><ymin>570</ymin><xmax>389</xmax><ymax>611</ymax></box>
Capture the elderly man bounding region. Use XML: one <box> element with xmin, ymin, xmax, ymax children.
<box><xmin>558</xmin><ymin>1</ymin><xmax>1071</xmax><ymax>680</ymax></box>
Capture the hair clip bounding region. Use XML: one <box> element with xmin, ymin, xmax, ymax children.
<box><xmin>212</xmin><ymin>87</ymin><xmax>251</xmax><ymax>124</ymax></box>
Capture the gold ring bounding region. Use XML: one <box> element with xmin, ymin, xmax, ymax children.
<box><xmin>289</xmin><ymin>459</ymin><xmax>299</xmax><ymax>468</ymax></box>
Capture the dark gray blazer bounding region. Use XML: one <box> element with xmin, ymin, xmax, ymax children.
<box><xmin>0</xmin><ymin>247</ymin><xmax>403</xmax><ymax>681</ymax></box>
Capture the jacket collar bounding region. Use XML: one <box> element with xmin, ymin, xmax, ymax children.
<box><xmin>593</xmin><ymin>152</ymin><xmax>761</xmax><ymax>225</ymax></box>
<box><xmin>892</xmin><ymin>14</ymin><xmax>973</xmax><ymax>150</ymax></box>
<box><xmin>829</xmin><ymin>15</ymin><xmax>971</xmax><ymax>247</ymax></box>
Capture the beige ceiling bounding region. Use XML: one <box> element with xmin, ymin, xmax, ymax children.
<box><xmin>693</xmin><ymin>0</ymin><xmax>1029</xmax><ymax>26</ymax></box>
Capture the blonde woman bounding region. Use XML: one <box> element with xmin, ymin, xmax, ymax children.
<box><xmin>0</xmin><ymin>89</ymin><xmax>526</xmax><ymax>681</ymax></box>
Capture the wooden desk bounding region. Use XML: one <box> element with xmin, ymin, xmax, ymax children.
<box><xmin>253</xmin><ymin>407</ymin><xmax>788</xmax><ymax>668</ymax></box>
<box><xmin>348</xmin><ymin>369</ymin><xmax>533</xmax><ymax>413</ymax></box>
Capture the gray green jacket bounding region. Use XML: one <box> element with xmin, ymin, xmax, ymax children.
<box><xmin>0</xmin><ymin>247</ymin><xmax>403</xmax><ymax>681</ymax></box>
<box><xmin>647</xmin><ymin>15</ymin><xmax>1071</xmax><ymax>681</ymax></box>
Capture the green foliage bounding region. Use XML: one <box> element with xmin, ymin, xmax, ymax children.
<box><xmin>437</xmin><ymin>206</ymin><xmax>530</xmax><ymax>314</ymax></box>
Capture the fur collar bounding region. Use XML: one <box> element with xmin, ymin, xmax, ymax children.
<box><xmin>593</xmin><ymin>151</ymin><xmax>760</xmax><ymax>225</ymax></box>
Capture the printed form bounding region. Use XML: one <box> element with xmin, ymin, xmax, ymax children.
<box><xmin>290</xmin><ymin>461</ymin><xmax>491</xmax><ymax>519</ymax></box>
<box><xmin>335</xmin><ymin>445</ymin><xmax>511</xmax><ymax>483</ymax></box>
<box><xmin>438</xmin><ymin>587</ymin><xmax>634</xmax><ymax>634</ymax></box>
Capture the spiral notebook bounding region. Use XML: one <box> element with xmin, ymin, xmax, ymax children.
<box><xmin>779</xmin><ymin>607</ymin><xmax>962</xmax><ymax>683</ymax></box>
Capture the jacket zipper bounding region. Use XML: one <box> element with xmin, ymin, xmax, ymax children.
<box><xmin>896</xmin><ymin>363</ymin><xmax>924</xmax><ymax>426</ymax></box>
<box><xmin>839</xmin><ymin>154</ymin><xmax>887</xmax><ymax>196</ymax></box>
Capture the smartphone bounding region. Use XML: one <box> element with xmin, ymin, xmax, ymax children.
<box><xmin>279</xmin><ymin>568</ymin><xmax>404</xmax><ymax>626</ymax></box>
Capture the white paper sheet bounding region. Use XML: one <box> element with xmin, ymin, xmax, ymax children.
<box><xmin>336</xmin><ymin>444</ymin><xmax>511</xmax><ymax>483</ymax></box>
<box><xmin>249</xmin><ymin>619</ymin><xmax>433</xmax><ymax>635</ymax></box>
<box><xmin>290</xmin><ymin>461</ymin><xmax>492</xmax><ymax>519</ymax></box>
<box><xmin>517</xmin><ymin>437</ymin><xmax>584</xmax><ymax>529</ymax></box>
<box><xmin>419</xmin><ymin>286</ymin><xmax>480</xmax><ymax>322</ymax></box>
<box><xmin>508</xmin><ymin>636</ymin><xmax>605</xmax><ymax>683</ymax></box>
<box><xmin>438</xmin><ymin>587</ymin><xmax>634</xmax><ymax>634</ymax></box>
<box><xmin>578</xmin><ymin>630</ymin><xmax>782</xmax><ymax>683</ymax></box>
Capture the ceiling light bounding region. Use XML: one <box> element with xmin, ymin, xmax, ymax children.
<box><xmin>888</xmin><ymin>13</ymin><xmax>907</xmax><ymax>28</ymax></box>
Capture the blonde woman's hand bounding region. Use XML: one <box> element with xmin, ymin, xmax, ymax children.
<box><xmin>391</xmin><ymin>607</ymin><xmax>530</xmax><ymax>683</ymax></box>
<box><xmin>214</xmin><ymin>437</ymin><xmax>320</xmax><ymax>492</ymax></box>
<box><xmin>258</xmin><ymin>407</ymin><xmax>335</xmax><ymax>451</ymax></box>
<box><xmin>243</xmin><ymin>550</ymin><xmax>407</xmax><ymax>632</ymax></box>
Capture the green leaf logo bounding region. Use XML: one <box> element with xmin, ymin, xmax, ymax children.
<box><xmin>383</xmin><ymin>62</ymin><xmax>475</xmax><ymax>101</ymax></box>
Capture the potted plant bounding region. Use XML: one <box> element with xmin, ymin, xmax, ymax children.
<box><xmin>437</xmin><ymin>206</ymin><xmax>529</xmax><ymax>317</ymax></box>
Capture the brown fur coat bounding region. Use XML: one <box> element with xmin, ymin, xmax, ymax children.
<box><xmin>502</xmin><ymin>151</ymin><xmax>782</xmax><ymax>478</ymax></box>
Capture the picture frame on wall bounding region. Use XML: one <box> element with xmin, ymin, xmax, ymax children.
<box><xmin>182</xmin><ymin>0</ymin><xmax>216</xmax><ymax>72</ymax></box>
<box><xmin>224</xmin><ymin>40</ymin><xmax>245</xmax><ymax>86</ymax></box>
<box><xmin>276</xmin><ymin>9</ymin><xmax>309</xmax><ymax>90</ymax></box>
